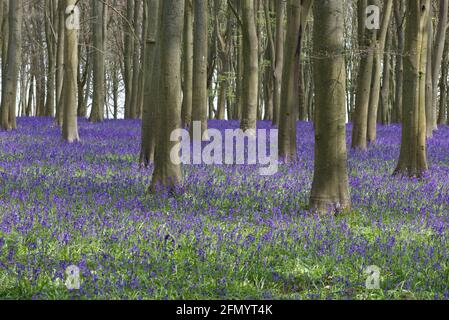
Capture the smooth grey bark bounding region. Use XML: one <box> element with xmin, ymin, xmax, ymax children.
<box><xmin>431</xmin><ymin>0</ymin><xmax>448</xmax><ymax>130</ymax></box>
<box><xmin>367</xmin><ymin>0</ymin><xmax>393</xmax><ymax>143</ymax></box>
<box><xmin>1</xmin><ymin>0</ymin><xmax>22</xmax><ymax>131</ymax></box>
<box><xmin>62</xmin><ymin>0</ymin><xmax>80</xmax><ymax>142</ymax></box>
<box><xmin>191</xmin><ymin>0</ymin><xmax>208</xmax><ymax>137</ymax></box>
<box><xmin>90</xmin><ymin>0</ymin><xmax>105</xmax><ymax>123</ymax></box>
<box><xmin>129</xmin><ymin>0</ymin><xmax>142</xmax><ymax>119</ymax></box>
<box><xmin>425</xmin><ymin>6</ymin><xmax>433</xmax><ymax>138</ymax></box>
<box><xmin>394</xmin><ymin>0</ymin><xmax>429</xmax><ymax>177</ymax></box>
<box><xmin>140</xmin><ymin>0</ymin><xmax>160</xmax><ymax>167</ymax></box>
<box><xmin>392</xmin><ymin>1</ymin><xmax>405</xmax><ymax>123</ymax></box>
<box><xmin>150</xmin><ymin>0</ymin><xmax>185</xmax><ymax>193</ymax></box>
<box><xmin>123</xmin><ymin>0</ymin><xmax>134</xmax><ymax>119</ymax></box>
<box><xmin>278</xmin><ymin>0</ymin><xmax>301</xmax><ymax>162</ymax></box>
<box><xmin>310</xmin><ymin>0</ymin><xmax>351</xmax><ymax>214</ymax></box>
<box><xmin>44</xmin><ymin>0</ymin><xmax>57</xmax><ymax>118</ymax></box>
<box><xmin>181</xmin><ymin>0</ymin><xmax>193</xmax><ymax>128</ymax></box>
<box><xmin>240</xmin><ymin>0</ymin><xmax>258</xmax><ymax>133</ymax></box>
<box><xmin>351</xmin><ymin>0</ymin><xmax>376</xmax><ymax>150</ymax></box>
<box><xmin>56</xmin><ymin>0</ymin><xmax>65</xmax><ymax>125</ymax></box>
<box><xmin>272</xmin><ymin>0</ymin><xmax>284</xmax><ymax>127</ymax></box>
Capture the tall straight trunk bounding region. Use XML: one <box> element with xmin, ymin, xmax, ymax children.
<box><xmin>278</xmin><ymin>0</ymin><xmax>301</xmax><ymax>162</ymax></box>
<box><xmin>45</xmin><ymin>0</ymin><xmax>57</xmax><ymax>118</ymax></box>
<box><xmin>272</xmin><ymin>0</ymin><xmax>284</xmax><ymax>127</ymax></box>
<box><xmin>112</xmin><ymin>63</ymin><xmax>119</xmax><ymax>120</ymax></box>
<box><xmin>191</xmin><ymin>0</ymin><xmax>208</xmax><ymax>137</ymax></box>
<box><xmin>240</xmin><ymin>0</ymin><xmax>258</xmax><ymax>133</ymax></box>
<box><xmin>380</xmin><ymin>29</ymin><xmax>392</xmax><ymax>125</ymax></box>
<box><xmin>27</xmin><ymin>74</ymin><xmax>34</xmax><ymax>116</ymax></box>
<box><xmin>1</xmin><ymin>0</ymin><xmax>22</xmax><ymax>131</ymax></box>
<box><xmin>62</xmin><ymin>0</ymin><xmax>80</xmax><ymax>142</ymax></box>
<box><xmin>136</xmin><ymin>1</ymin><xmax>146</xmax><ymax>119</ymax></box>
<box><xmin>352</xmin><ymin>0</ymin><xmax>376</xmax><ymax>150</ymax></box>
<box><xmin>181</xmin><ymin>0</ymin><xmax>193</xmax><ymax>128</ymax></box>
<box><xmin>438</xmin><ymin>37</ymin><xmax>449</xmax><ymax>125</ymax></box>
<box><xmin>140</xmin><ymin>0</ymin><xmax>160</xmax><ymax>167</ymax></box>
<box><xmin>263</xmin><ymin>45</ymin><xmax>274</xmax><ymax>121</ymax></box>
<box><xmin>0</xmin><ymin>1</ymin><xmax>3</xmax><ymax>58</ymax></box>
<box><xmin>425</xmin><ymin>12</ymin><xmax>433</xmax><ymax>138</ymax></box>
<box><xmin>311</xmin><ymin>0</ymin><xmax>350</xmax><ymax>213</ymax></box>
<box><xmin>123</xmin><ymin>1</ymin><xmax>135</xmax><ymax>119</ymax></box>
<box><xmin>129</xmin><ymin>0</ymin><xmax>142</xmax><ymax>119</ymax></box>
<box><xmin>394</xmin><ymin>0</ymin><xmax>429</xmax><ymax>177</ymax></box>
<box><xmin>392</xmin><ymin>1</ymin><xmax>405</xmax><ymax>123</ymax></box>
<box><xmin>90</xmin><ymin>0</ymin><xmax>105</xmax><ymax>123</ymax></box>
<box><xmin>262</xmin><ymin>0</ymin><xmax>275</xmax><ymax>122</ymax></box>
<box><xmin>431</xmin><ymin>0</ymin><xmax>448</xmax><ymax>129</ymax></box>
<box><xmin>77</xmin><ymin>59</ymin><xmax>89</xmax><ymax>118</ymax></box>
<box><xmin>367</xmin><ymin>0</ymin><xmax>393</xmax><ymax>143</ymax></box>
<box><xmin>150</xmin><ymin>0</ymin><xmax>185</xmax><ymax>193</ymax></box>
<box><xmin>1</xmin><ymin>0</ymin><xmax>8</xmax><ymax>79</ymax></box>
<box><xmin>233</xmin><ymin>12</ymin><xmax>243</xmax><ymax>121</ymax></box>
<box><xmin>56</xmin><ymin>0</ymin><xmax>65</xmax><ymax>125</ymax></box>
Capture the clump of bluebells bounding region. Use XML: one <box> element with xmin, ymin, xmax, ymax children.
<box><xmin>0</xmin><ymin>117</ymin><xmax>448</xmax><ymax>300</ymax></box>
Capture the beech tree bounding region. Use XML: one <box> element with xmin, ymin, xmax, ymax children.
<box><xmin>351</xmin><ymin>0</ymin><xmax>376</xmax><ymax>150</ymax></box>
<box><xmin>240</xmin><ymin>0</ymin><xmax>258</xmax><ymax>133</ymax></box>
<box><xmin>61</xmin><ymin>0</ymin><xmax>80</xmax><ymax>142</ymax></box>
<box><xmin>181</xmin><ymin>0</ymin><xmax>193</xmax><ymax>128</ymax></box>
<box><xmin>394</xmin><ymin>0</ymin><xmax>430</xmax><ymax>177</ymax></box>
<box><xmin>191</xmin><ymin>0</ymin><xmax>208</xmax><ymax>137</ymax></box>
<box><xmin>310</xmin><ymin>0</ymin><xmax>351</xmax><ymax>213</ymax></box>
<box><xmin>278</xmin><ymin>0</ymin><xmax>312</xmax><ymax>162</ymax></box>
<box><xmin>140</xmin><ymin>0</ymin><xmax>160</xmax><ymax>166</ymax></box>
<box><xmin>366</xmin><ymin>0</ymin><xmax>393</xmax><ymax>143</ymax></box>
<box><xmin>150</xmin><ymin>0</ymin><xmax>185</xmax><ymax>193</ymax></box>
<box><xmin>0</xmin><ymin>0</ymin><xmax>22</xmax><ymax>131</ymax></box>
<box><xmin>90</xmin><ymin>0</ymin><xmax>106</xmax><ymax>123</ymax></box>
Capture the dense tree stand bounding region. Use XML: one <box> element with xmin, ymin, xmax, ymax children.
<box><xmin>310</xmin><ymin>0</ymin><xmax>351</xmax><ymax>214</ymax></box>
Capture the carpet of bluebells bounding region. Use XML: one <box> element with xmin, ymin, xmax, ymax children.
<box><xmin>0</xmin><ymin>117</ymin><xmax>448</xmax><ymax>300</ymax></box>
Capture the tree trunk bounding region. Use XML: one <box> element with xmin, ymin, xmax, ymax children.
<box><xmin>394</xmin><ymin>0</ymin><xmax>429</xmax><ymax>177</ymax></box>
<box><xmin>431</xmin><ymin>0</ymin><xmax>448</xmax><ymax>129</ymax></box>
<box><xmin>425</xmin><ymin>7</ymin><xmax>434</xmax><ymax>138</ymax></box>
<box><xmin>278</xmin><ymin>0</ymin><xmax>302</xmax><ymax>162</ymax></box>
<box><xmin>380</xmin><ymin>29</ymin><xmax>392</xmax><ymax>125</ymax></box>
<box><xmin>367</xmin><ymin>0</ymin><xmax>393</xmax><ymax>143</ymax></box>
<box><xmin>1</xmin><ymin>0</ymin><xmax>22</xmax><ymax>131</ymax></box>
<box><xmin>90</xmin><ymin>0</ymin><xmax>105</xmax><ymax>123</ymax></box>
<box><xmin>56</xmin><ymin>0</ymin><xmax>65</xmax><ymax>125</ymax></box>
<box><xmin>62</xmin><ymin>0</ymin><xmax>80</xmax><ymax>143</ymax></box>
<box><xmin>191</xmin><ymin>0</ymin><xmax>208</xmax><ymax>137</ymax></box>
<box><xmin>149</xmin><ymin>0</ymin><xmax>185</xmax><ymax>193</ymax></box>
<box><xmin>45</xmin><ymin>0</ymin><xmax>57</xmax><ymax>118</ymax></box>
<box><xmin>437</xmin><ymin>37</ymin><xmax>449</xmax><ymax>125</ymax></box>
<box><xmin>181</xmin><ymin>0</ymin><xmax>193</xmax><ymax>128</ymax></box>
<box><xmin>123</xmin><ymin>1</ymin><xmax>135</xmax><ymax>119</ymax></box>
<box><xmin>240</xmin><ymin>0</ymin><xmax>258</xmax><ymax>133</ymax></box>
<box><xmin>272</xmin><ymin>0</ymin><xmax>284</xmax><ymax>127</ymax></box>
<box><xmin>310</xmin><ymin>0</ymin><xmax>351</xmax><ymax>214</ymax></box>
<box><xmin>140</xmin><ymin>0</ymin><xmax>160</xmax><ymax>167</ymax></box>
<box><xmin>351</xmin><ymin>0</ymin><xmax>376</xmax><ymax>150</ymax></box>
<box><xmin>392</xmin><ymin>1</ymin><xmax>404</xmax><ymax>123</ymax></box>
<box><xmin>129</xmin><ymin>0</ymin><xmax>142</xmax><ymax>119</ymax></box>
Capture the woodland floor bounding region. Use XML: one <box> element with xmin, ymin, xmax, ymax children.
<box><xmin>0</xmin><ymin>118</ymin><xmax>448</xmax><ymax>299</ymax></box>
